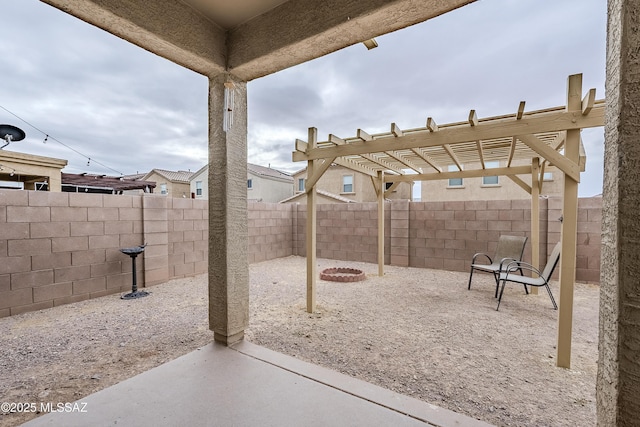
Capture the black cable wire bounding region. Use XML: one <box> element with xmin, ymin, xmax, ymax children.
<box><xmin>0</xmin><ymin>105</ymin><xmax>124</xmax><ymax>176</ymax></box>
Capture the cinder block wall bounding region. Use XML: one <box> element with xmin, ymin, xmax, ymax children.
<box><xmin>294</xmin><ymin>202</ymin><xmax>391</xmax><ymax>265</ymax></box>
<box><xmin>167</xmin><ymin>197</ymin><xmax>208</xmax><ymax>279</ymax></box>
<box><xmin>0</xmin><ymin>190</ymin><xmax>602</xmax><ymax>318</ymax></box>
<box><xmin>248</xmin><ymin>202</ymin><xmax>294</xmax><ymax>263</ymax></box>
<box><xmin>0</xmin><ymin>190</ymin><xmax>145</xmax><ymax>317</ymax></box>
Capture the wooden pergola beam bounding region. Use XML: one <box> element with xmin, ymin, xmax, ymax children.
<box><xmin>292</xmin><ymin>105</ymin><xmax>604</xmax><ymax>162</ymax></box>
<box><xmin>385</xmin><ymin>165</ymin><xmax>532</xmax><ymax>183</ymax></box>
<box><xmin>328</xmin><ymin>134</ymin><xmax>405</xmax><ymax>175</ymax></box>
<box><xmin>507</xmin><ymin>175</ymin><xmax>531</xmax><ymax>194</ymax></box>
<box><xmin>518</xmin><ymin>134</ymin><xmax>581</xmax><ymax>182</ymax></box>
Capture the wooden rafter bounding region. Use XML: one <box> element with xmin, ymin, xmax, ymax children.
<box><xmin>518</xmin><ymin>133</ymin><xmax>581</xmax><ymax>182</ymax></box>
<box><xmin>305</xmin><ymin>158</ymin><xmax>335</xmax><ymax>193</ymax></box>
<box><xmin>292</xmin><ymin>103</ymin><xmax>604</xmax><ymax>162</ymax></box>
<box><xmin>358</xmin><ymin>128</ymin><xmax>422</xmax><ymax>174</ymax></box>
<box><xmin>329</xmin><ymin>134</ymin><xmax>404</xmax><ymax>174</ymax></box>
<box><xmin>507</xmin><ymin>175</ymin><xmax>531</xmax><ymax>194</ymax></box>
<box><xmin>507</xmin><ymin>137</ymin><xmax>517</xmax><ymax>167</ymax></box>
<box><xmin>385</xmin><ymin>165</ymin><xmax>532</xmax><ymax>183</ymax></box>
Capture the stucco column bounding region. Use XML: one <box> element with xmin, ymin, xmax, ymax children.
<box><xmin>597</xmin><ymin>0</ymin><xmax>640</xmax><ymax>424</ymax></box>
<box><xmin>208</xmin><ymin>73</ymin><xmax>249</xmax><ymax>345</ymax></box>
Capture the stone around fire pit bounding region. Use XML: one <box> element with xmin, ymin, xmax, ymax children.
<box><xmin>320</xmin><ymin>267</ymin><xmax>366</xmax><ymax>282</ymax></box>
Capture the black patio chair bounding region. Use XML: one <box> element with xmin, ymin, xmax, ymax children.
<box><xmin>468</xmin><ymin>235</ymin><xmax>528</xmax><ymax>297</ymax></box>
<box><xmin>496</xmin><ymin>242</ymin><xmax>561</xmax><ymax>311</ymax></box>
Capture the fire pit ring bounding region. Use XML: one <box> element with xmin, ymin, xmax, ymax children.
<box><xmin>320</xmin><ymin>267</ymin><xmax>366</xmax><ymax>282</ymax></box>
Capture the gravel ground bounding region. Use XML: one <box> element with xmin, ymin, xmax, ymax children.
<box><xmin>0</xmin><ymin>256</ymin><xmax>599</xmax><ymax>427</ymax></box>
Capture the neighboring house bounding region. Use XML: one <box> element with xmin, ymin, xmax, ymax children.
<box><xmin>189</xmin><ymin>165</ymin><xmax>208</xmax><ymax>199</ymax></box>
<box><xmin>61</xmin><ymin>173</ymin><xmax>156</xmax><ymax>194</ymax></box>
<box><xmin>0</xmin><ymin>149</ymin><xmax>67</xmax><ymax>191</ymax></box>
<box><xmin>141</xmin><ymin>169</ymin><xmax>194</xmax><ymax>198</ymax></box>
<box><xmin>287</xmin><ymin>164</ymin><xmax>412</xmax><ymax>203</ymax></box>
<box><xmin>421</xmin><ymin>159</ymin><xmax>564</xmax><ymax>201</ymax></box>
<box><xmin>190</xmin><ymin>163</ymin><xmax>293</xmax><ymax>202</ymax></box>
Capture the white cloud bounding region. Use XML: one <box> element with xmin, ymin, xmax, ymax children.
<box><xmin>0</xmin><ymin>0</ymin><xmax>606</xmax><ymax>196</ymax></box>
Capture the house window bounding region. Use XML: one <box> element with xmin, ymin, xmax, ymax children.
<box><xmin>195</xmin><ymin>181</ymin><xmax>202</xmax><ymax>196</ymax></box>
<box><xmin>160</xmin><ymin>183</ymin><xmax>167</xmax><ymax>195</ymax></box>
<box><xmin>342</xmin><ymin>175</ymin><xmax>354</xmax><ymax>193</ymax></box>
<box><xmin>482</xmin><ymin>161</ymin><xmax>500</xmax><ymax>185</ymax></box>
<box><xmin>298</xmin><ymin>178</ymin><xmax>305</xmax><ymax>192</ymax></box>
<box><xmin>247</xmin><ymin>179</ymin><xmax>253</xmax><ymax>189</ymax></box>
<box><xmin>543</xmin><ymin>172</ymin><xmax>553</xmax><ymax>181</ymax></box>
<box><xmin>448</xmin><ymin>165</ymin><xmax>463</xmax><ymax>187</ymax></box>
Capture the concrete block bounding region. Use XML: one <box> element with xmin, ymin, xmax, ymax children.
<box><xmin>103</xmin><ymin>195</ymin><xmax>134</xmax><ymax>208</ymax></box>
<box><xmin>0</xmin><ymin>256</ymin><xmax>31</xmax><ymax>275</ymax></box>
<box><xmin>88</xmin><ymin>207</ymin><xmax>119</xmax><ymax>221</ymax></box>
<box><xmin>7</xmin><ymin>206</ymin><xmax>50</xmax><ymax>223</ymax></box>
<box><xmin>88</xmin><ymin>234</ymin><xmax>120</xmax><ymax>249</ymax></box>
<box><xmin>118</xmin><ymin>207</ymin><xmax>143</xmax><ymax>221</ymax></box>
<box><xmin>142</xmin><ymin>195</ymin><xmax>168</xmax><ymax>209</ymax></box>
<box><xmin>487</xmin><ymin>220</ymin><xmax>512</xmax><ymax>231</ymax></box>
<box><xmin>32</xmin><ymin>252</ymin><xmax>72</xmax><ymax>270</ymax></box>
<box><xmin>0</xmin><ymin>222</ymin><xmax>29</xmax><ymax>239</ymax></box>
<box><xmin>146</xmin><ymin>208</ymin><xmax>170</xmax><ymax>221</ymax></box>
<box><xmin>69</xmin><ymin>193</ymin><xmax>103</xmax><ymax>207</ymax></box>
<box><xmin>91</xmin><ymin>261</ymin><xmax>122</xmax><ymax>278</ymax></box>
<box><xmin>52</xmin><ymin>236</ymin><xmax>89</xmax><ymax>253</ymax></box>
<box><xmin>54</xmin><ymin>265</ymin><xmax>91</xmax><ymax>283</ymax></box>
<box><xmin>33</xmin><ymin>282</ymin><xmax>73</xmax><ymax>303</ymax></box>
<box><xmin>51</xmin><ymin>207</ymin><xmax>87</xmax><ymax>222</ymax></box>
<box><xmin>53</xmin><ymin>293</ymin><xmax>89</xmax><ymax>307</ymax></box>
<box><xmin>11</xmin><ymin>269</ymin><xmax>54</xmax><ymax>290</ymax></box>
<box><xmin>70</xmin><ymin>221</ymin><xmax>104</xmax><ymax>236</ymax></box>
<box><xmin>144</xmin><ymin>266</ymin><xmax>169</xmax><ymax>286</ymax></box>
<box><xmin>30</xmin><ymin>222</ymin><xmax>70</xmax><ymax>238</ymax></box>
<box><xmin>71</xmin><ymin>249</ymin><xmax>107</xmax><ymax>266</ymax></box>
<box><xmin>11</xmin><ymin>301</ymin><xmax>53</xmax><ymax>316</ymax></box>
<box><xmin>28</xmin><ymin>191</ymin><xmax>69</xmax><ymax>207</ymax></box>
<box><xmin>0</xmin><ymin>288</ymin><xmax>32</xmax><ymax>309</ymax></box>
<box><xmin>8</xmin><ymin>238</ymin><xmax>52</xmax><ymax>256</ymax></box>
<box><xmin>104</xmin><ymin>220</ymin><xmax>133</xmax><ymax>235</ymax></box>
<box><xmin>0</xmin><ymin>189</ymin><xmax>28</xmax><ymax>206</ymax></box>
<box><xmin>106</xmin><ymin>273</ymin><xmax>130</xmax><ymax>289</ymax></box>
<box><xmin>174</xmin><ymin>262</ymin><xmax>195</xmax><ymax>277</ymax></box>
<box><xmin>72</xmin><ymin>277</ymin><xmax>106</xmax><ymax>295</ymax></box>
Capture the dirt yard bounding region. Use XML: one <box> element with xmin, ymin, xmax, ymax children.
<box><xmin>0</xmin><ymin>256</ymin><xmax>599</xmax><ymax>427</ymax></box>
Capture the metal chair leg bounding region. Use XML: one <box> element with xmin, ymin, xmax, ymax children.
<box><xmin>468</xmin><ymin>267</ymin><xmax>475</xmax><ymax>290</ymax></box>
<box><xmin>496</xmin><ymin>280</ymin><xmax>507</xmax><ymax>311</ymax></box>
<box><xmin>544</xmin><ymin>283</ymin><xmax>558</xmax><ymax>310</ymax></box>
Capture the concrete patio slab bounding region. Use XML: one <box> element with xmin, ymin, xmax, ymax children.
<box><xmin>22</xmin><ymin>341</ymin><xmax>493</xmax><ymax>427</ymax></box>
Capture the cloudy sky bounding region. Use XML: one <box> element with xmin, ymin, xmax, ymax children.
<box><xmin>1</xmin><ymin>0</ymin><xmax>605</xmax><ymax>196</ymax></box>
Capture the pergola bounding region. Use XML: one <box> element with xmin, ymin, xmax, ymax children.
<box><xmin>293</xmin><ymin>73</ymin><xmax>605</xmax><ymax>368</ymax></box>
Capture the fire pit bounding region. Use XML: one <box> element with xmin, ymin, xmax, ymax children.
<box><xmin>320</xmin><ymin>267</ymin><xmax>366</xmax><ymax>282</ymax></box>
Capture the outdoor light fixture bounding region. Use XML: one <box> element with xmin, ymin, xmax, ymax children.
<box><xmin>0</xmin><ymin>124</ymin><xmax>26</xmax><ymax>149</ymax></box>
<box><xmin>362</xmin><ymin>38</ymin><xmax>378</xmax><ymax>50</ymax></box>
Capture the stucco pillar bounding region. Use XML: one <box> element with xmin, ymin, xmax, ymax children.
<box><xmin>208</xmin><ymin>73</ymin><xmax>249</xmax><ymax>345</ymax></box>
<box><xmin>597</xmin><ymin>0</ymin><xmax>640</xmax><ymax>424</ymax></box>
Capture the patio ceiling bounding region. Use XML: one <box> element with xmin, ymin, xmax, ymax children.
<box><xmin>292</xmin><ymin>96</ymin><xmax>604</xmax><ymax>189</ymax></box>
<box><xmin>39</xmin><ymin>0</ymin><xmax>475</xmax><ymax>81</ymax></box>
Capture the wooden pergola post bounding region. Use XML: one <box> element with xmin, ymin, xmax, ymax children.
<box><xmin>306</xmin><ymin>127</ymin><xmax>318</xmax><ymax>313</ymax></box>
<box><xmin>530</xmin><ymin>157</ymin><xmax>540</xmax><ymax>295</ymax></box>
<box><xmin>377</xmin><ymin>170</ymin><xmax>385</xmax><ymax>276</ymax></box>
<box><xmin>556</xmin><ymin>74</ymin><xmax>582</xmax><ymax>368</ymax></box>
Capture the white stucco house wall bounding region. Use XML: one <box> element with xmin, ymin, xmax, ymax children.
<box><xmin>190</xmin><ymin>163</ymin><xmax>293</xmax><ymax>202</ymax></box>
